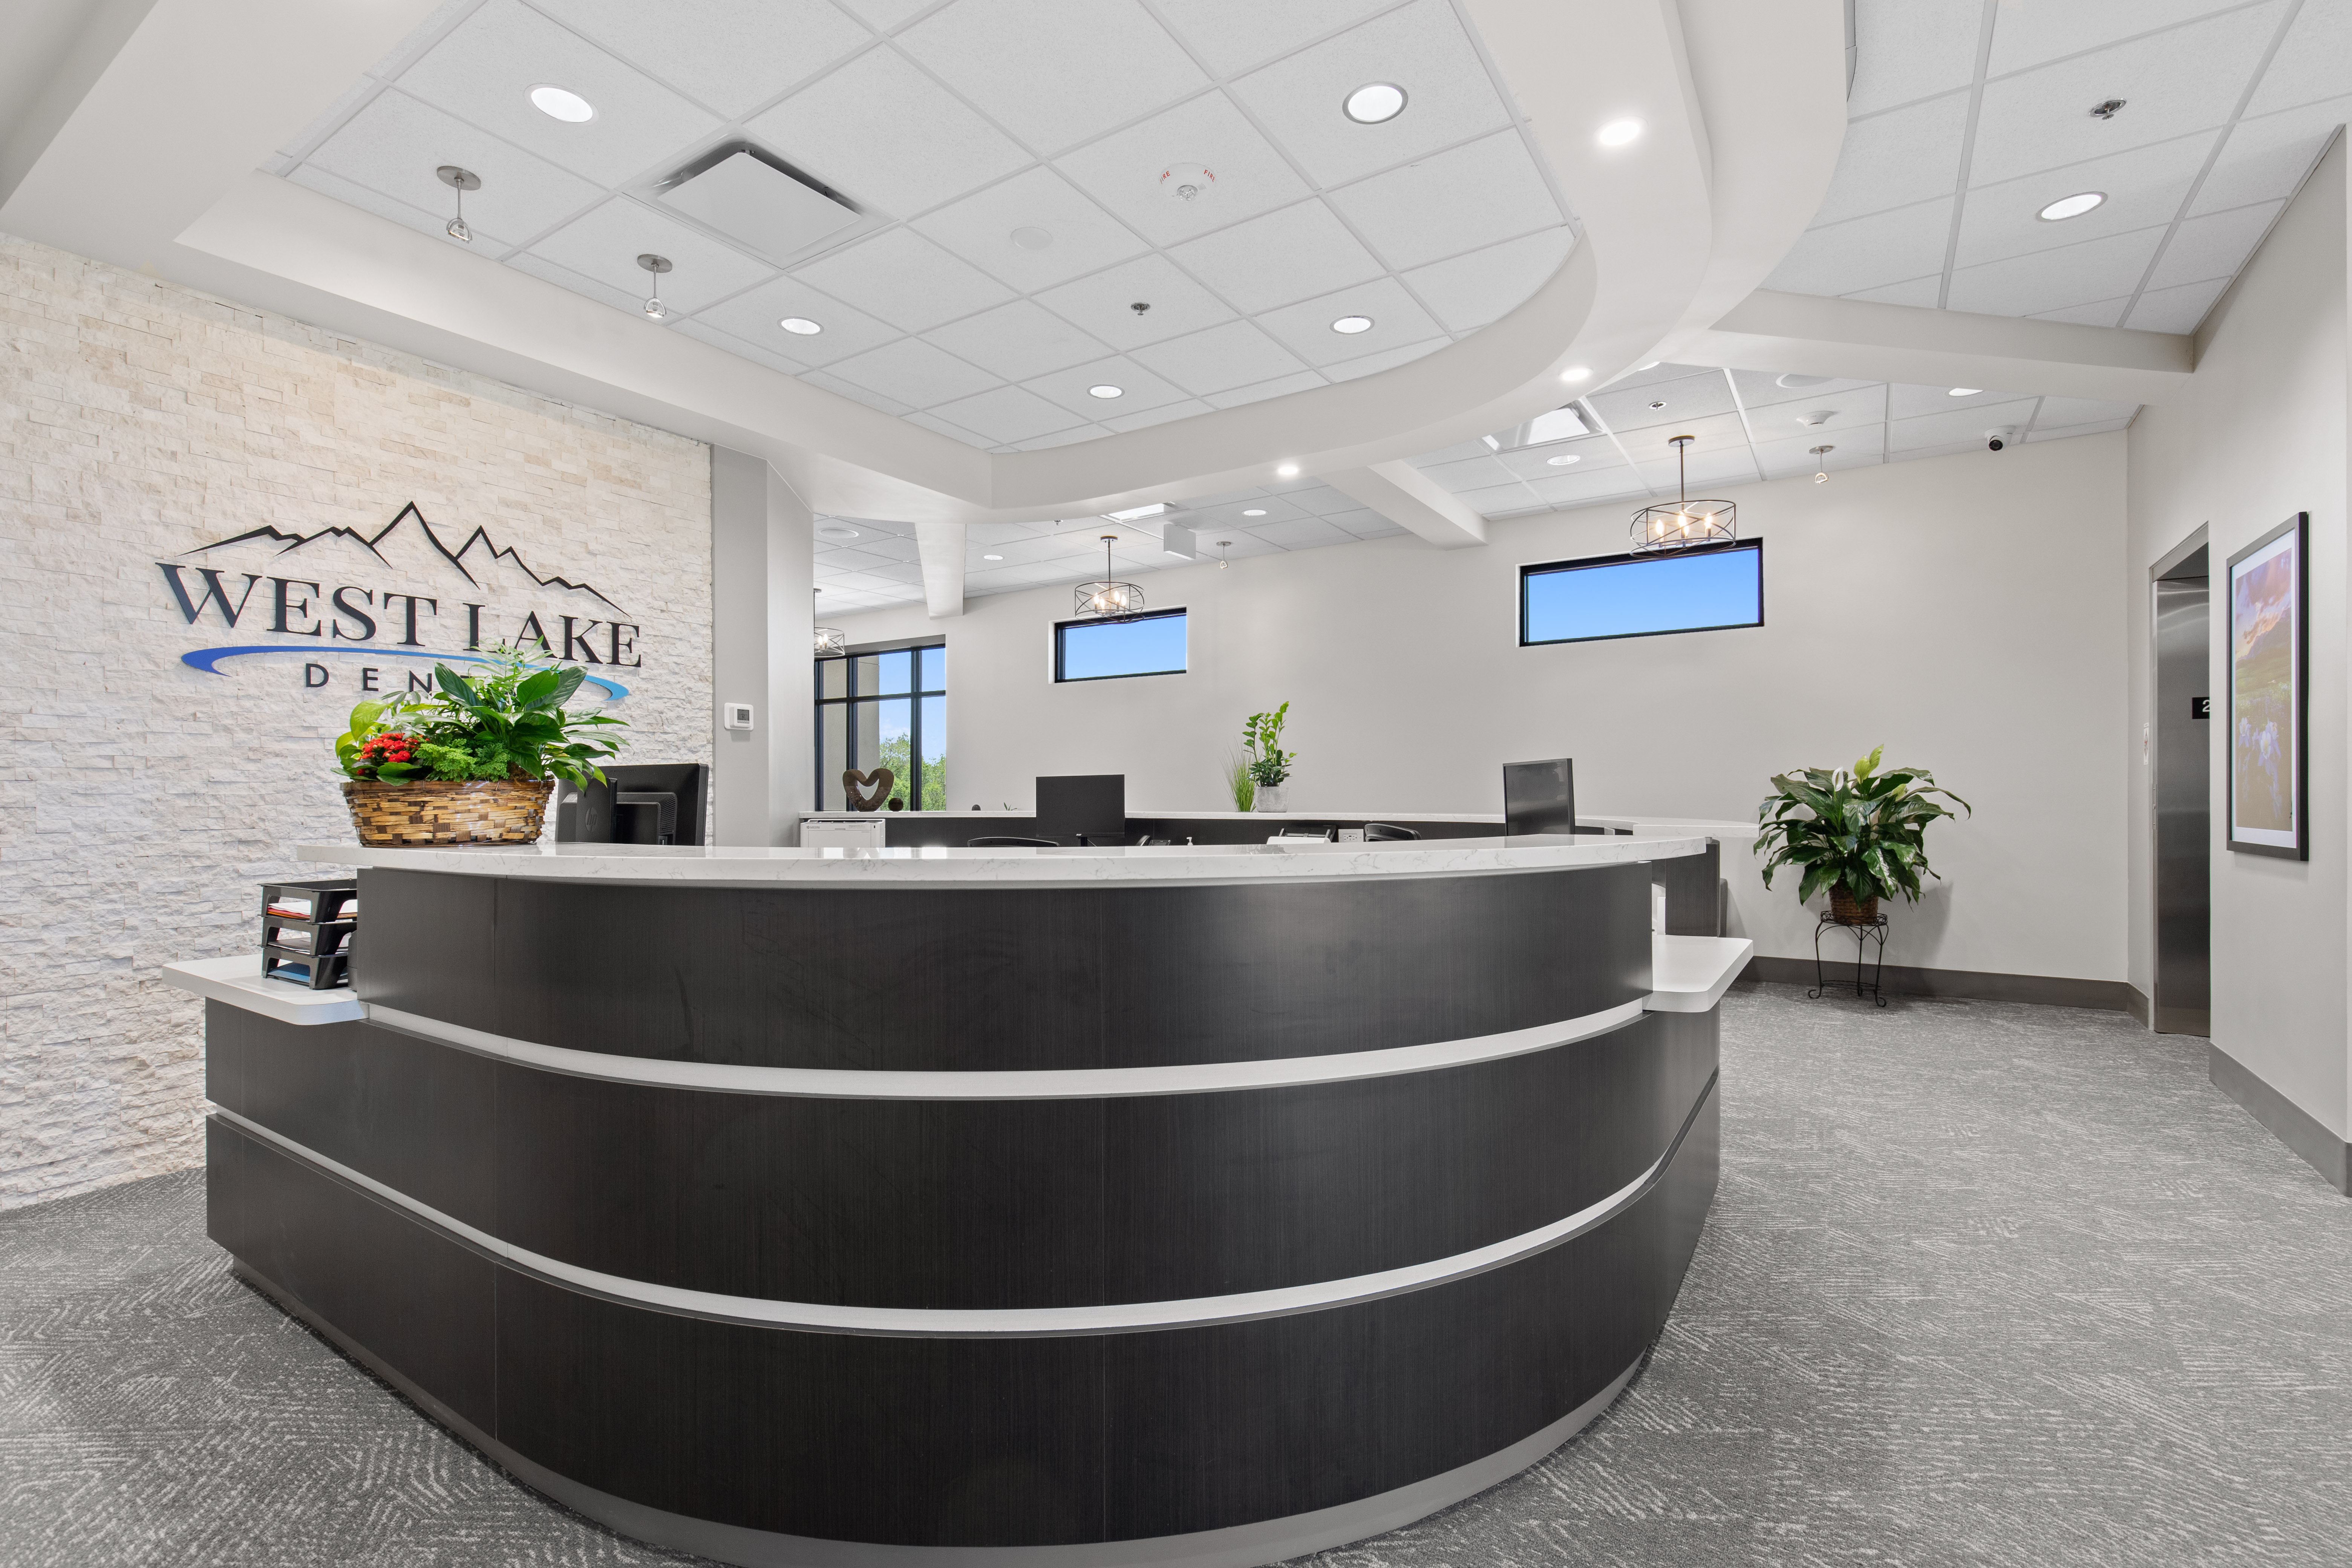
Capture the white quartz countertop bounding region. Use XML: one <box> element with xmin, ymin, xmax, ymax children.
<box><xmin>162</xmin><ymin>954</ymin><xmax>366</xmax><ymax>1024</ymax></box>
<box><xmin>297</xmin><ymin>832</ymin><xmax>1710</xmax><ymax>889</ymax></box>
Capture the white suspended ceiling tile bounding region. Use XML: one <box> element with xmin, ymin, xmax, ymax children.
<box><xmin>1201</xmin><ymin>369</ymin><xmax>1330</xmax><ymax>408</ymax></box>
<box><xmin>1589</xmin><ymin>372</ymin><xmax>1737</xmax><ymax>433</ymax></box>
<box><xmin>1844</xmin><ymin>275</ymin><xmax>1943</xmax><ymax>306</ymax></box>
<box><xmin>1025</xmin><ymin>355</ymin><xmax>1193</xmax><ymax>416</ymax></box>
<box><xmin>1320</xmin><ymin>337</ymin><xmax>1449</xmax><ymax>382</ymax></box>
<box><xmin>1631</xmin><ymin>445</ymin><xmax>1756</xmax><ymax>488</ymax></box>
<box><xmin>1527</xmin><ymin>466</ymin><xmax>1655</xmax><ymax>508</ymax></box>
<box><xmin>1943</xmin><ymin>225</ymin><xmax>2167</xmax><ymax>316</ymax></box>
<box><xmin>923</xmin><ymin>299</ymin><xmax>1113</xmax><ymax>381</ymax></box>
<box><xmin>798</xmin><ymin>366</ymin><xmax>915</xmax><ymax>415</ymax></box>
<box><xmin>532</xmin><ymin>0</ymin><xmax>870</xmax><ymax>118</ymax></box>
<box><xmin>1153</xmin><ymin>0</ymin><xmax>1394</xmax><ymax>77</ymax></box>
<box><xmin>2033</xmin><ymin>395</ymin><xmax>2142</xmax><ymax>426</ymax></box>
<box><xmin>2124</xmin><ymin>276</ymin><xmax>2231</xmax><ymax>332</ymax></box>
<box><xmin>925</xmin><ymin>384</ymin><xmax>1089</xmax><ymax>444</ymax></box>
<box><xmin>1810</xmin><ymin>93</ymin><xmax>1970</xmax><ymax>227</ymax></box>
<box><xmin>823</xmin><ymin>336</ymin><xmax>1001</xmax><ymax>408</ymax></box>
<box><xmin>2245</xmin><ymin>0</ymin><xmax>2352</xmax><ymax>115</ymax></box>
<box><xmin>1165</xmin><ymin>200</ymin><xmax>1385</xmax><ymax>316</ymax></box>
<box><xmin>1730</xmin><ymin>371</ymin><xmax>1883</xmax><ymax>411</ymax></box>
<box><xmin>1492</xmin><ymin>435</ymin><xmax>1626</xmax><ymax>481</ymax></box>
<box><xmin>1887</xmin><ymin>383</ymin><xmax>2021</xmax><ymax>420</ymax></box>
<box><xmin>1764</xmin><ymin>198</ymin><xmax>1955</xmax><ymax>298</ymax></box>
<box><xmin>502</xmin><ymin>250</ymin><xmax>648</xmax><ymax>314</ymax></box>
<box><xmin>1966</xmin><ymin>6</ymin><xmax>2284</xmax><ymax>186</ymax></box>
<box><xmin>1619</xmin><ymin>416</ymin><xmax>1752</xmax><ymax>467</ymax></box>
<box><xmin>743</xmin><ymin>47</ymin><xmax>1030</xmax><ymax>219</ymax></box>
<box><xmin>1270</xmin><ymin>482</ymin><xmax>1365</xmax><ymax>516</ymax></box>
<box><xmin>1848</xmin><ymin>1</ymin><xmax>1979</xmax><ymax>117</ymax></box>
<box><xmin>1752</xmin><ymin>426</ymin><xmax>1886</xmax><ymax>472</ymax></box>
<box><xmin>1454</xmin><ymin>481</ymin><xmax>1545</xmax><ymax>516</ymax></box>
<box><xmin>1055</xmin><ymin>91</ymin><xmax>1315</xmax><ymax>247</ymax></box>
<box><xmin>2146</xmin><ymin>200</ymin><xmax>2285</xmax><ymax>290</ymax></box>
<box><xmin>1985</xmin><ymin>0</ymin><xmax>2257</xmax><ymax>76</ymax></box>
<box><xmin>1102</xmin><ymin>398</ymin><xmax>1217</xmax><ymax>433</ymax></box>
<box><xmin>2026</xmin><ymin>418</ymin><xmax>2135</xmax><ymax>443</ymax></box>
<box><xmin>1326</xmin><ymin>130</ymin><xmax>1562</xmax><ymax>273</ymax></box>
<box><xmin>286</xmin><ymin>165</ymin><xmax>502</xmax><ymax>254</ymax></box>
<box><xmin>1887</xmin><ymin>396</ymin><xmax>2039</xmax><ymax>450</ymax></box>
<box><xmin>1402</xmin><ymin>227</ymin><xmax>1576</xmax><ymax>332</ymax></box>
<box><xmin>1227</xmin><ymin>0</ymin><xmax>1516</xmax><ymax>190</ymax></box>
<box><xmin>693</xmin><ymin>273</ymin><xmax>903</xmax><ymax>367</ymax></box>
<box><xmin>1407</xmin><ymin>439</ymin><xmax>1491</xmax><ymax>465</ymax></box>
<box><xmin>1182</xmin><ymin>495</ymin><xmax>1312</xmax><ymax>528</ymax></box>
<box><xmin>1036</xmin><ymin>255</ymin><xmax>1240</xmax><ymax>350</ymax></box>
<box><xmin>911</xmin><ymin>165</ymin><xmax>1150</xmax><ymax>292</ymax></box>
<box><xmin>1744</xmin><ymin>399</ymin><xmax>1883</xmax><ymax>440</ymax></box>
<box><xmin>792</xmin><ymin>227</ymin><xmax>1016</xmax><ymax>332</ymax></box>
<box><xmin>274</xmin><ymin>74</ymin><xmax>381</xmax><ymax>166</ymax></box>
<box><xmin>1600</xmin><ymin>360</ymin><xmax>1714</xmax><ymax>392</ymax></box>
<box><xmin>1418</xmin><ymin>454</ymin><xmax>1519</xmax><ymax>491</ymax></box>
<box><xmin>1129</xmin><ymin>320</ymin><xmax>1311</xmax><ymax>396</ymax></box>
<box><xmin>302</xmin><ymin>89</ymin><xmax>606</xmax><ymax>248</ymax></box>
<box><xmin>1254</xmin><ymin>276</ymin><xmax>1443</xmax><ymax>366</ymax></box>
<box><xmin>393</xmin><ymin>0</ymin><xmax>723</xmax><ymax>187</ymax></box>
<box><xmin>1326</xmin><ymin>508</ymin><xmax>1409</xmax><ymax>539</ymax></box>
<box><xmin>899</xmin><ymin>0</ymin><xmax>1209</xmax><ymax>155</ymax></box>
<box><xmin>834</xmin><ymin>0</ymin><xmax>936</xmax><ymax>32</ymax></box>
<box><xmin>1954</xmin><ymin>131</ymin><xmax>2219</xmax><ymax>269</ymax></box>
<box><xmin>669</xmin><ymin>316</ymin><xmax>810</xmax><ymax>376</ymax></box>
<box><xmin>2193</xmin><ymin>96</ymin><xmax>2352</xmax><ymax>214</ymax></box>
<box><xmin>1245</xmin><ymin>516</ymin><xmax>1357</xmax><ymax>551</ymax></box>
<box><xmin>2029</xmin><ymin>296</ymin><xmax>2131</xmax><ymax>326</ymax></box>
<box><xmin>525</xmin><ymin>198</ymin><xmax>777</xmax><ymax>313</ymax></box>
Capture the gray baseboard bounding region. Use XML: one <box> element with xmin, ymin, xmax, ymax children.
<box><xmin>2207</xmin><ymin>1043</ymin><xmax>2352</xmax><ymax>1194</ymax></box>
<box><xmin>2125</xmin><ymin>985</ymin><xmax>2151</xmax><ymax>1027</ymax></box>
<box><xmin>1740</xmin><ymin>956</ymin><xmax>2135</xmax><ymax>1013</ymax></box>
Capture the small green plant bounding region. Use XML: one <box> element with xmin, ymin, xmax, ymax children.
<box><xmin>1242</xmin><ymin>702</ymin><xmax>1294</xmax><ymax>789</ymax></box>
<box><xmin>1754</xmin><ymin>747</ymin><xmax>1971</xmax><ymax>906</ymax></box>
<box><xmin>1223</xmin><ymin>750</ymin><xmax>1257</xmax><ymax>812</ymax></box>
<box><xmin>335</xmin><ymin>645</ymin><xmax>627</xmax><ymax>788</ymax></box>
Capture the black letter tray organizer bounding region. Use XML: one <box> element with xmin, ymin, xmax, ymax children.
<box><xmin>261</xmin><ymin>878</ymin><xmax>358</xmax><ymax>989</ymax></box>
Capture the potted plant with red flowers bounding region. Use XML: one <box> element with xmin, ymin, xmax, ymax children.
<box><xmin>335</xmin><ymin>644</ymin><xmax>627</xmax><ymax>846</ymax></box>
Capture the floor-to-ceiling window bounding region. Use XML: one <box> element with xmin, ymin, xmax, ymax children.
<box><xmin>815</xmin><ymin>644</ymin><xmax>946</xmax><ymax>810</ymax></box>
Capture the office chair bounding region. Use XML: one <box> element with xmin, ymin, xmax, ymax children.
<box><xmin>968</xmin><ymin>836</ymin><xmax>1056</xmax><ymax>847</ymax></box>
<box><xmin>1362</xmin><ymin>822</ymin><xmax>1419</xmax><ymax>841</ymax></box>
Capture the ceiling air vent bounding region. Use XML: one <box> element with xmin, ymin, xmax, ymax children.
<box><xmin>657</xmin><ymin>149</ymin><xmax>863</xmax><ymax>265</ymax></box>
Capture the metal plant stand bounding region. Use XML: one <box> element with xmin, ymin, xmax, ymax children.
<box><xmin>1810</xmin><ymin>914</ymin><xmax>1889</xmax><ymax>1006</ymax></box>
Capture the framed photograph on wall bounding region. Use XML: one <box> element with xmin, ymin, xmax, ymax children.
<box><xmin>2226</xmin><ymin>512</ymin><xmax>2309</xmax><ymax>860</ymax></box>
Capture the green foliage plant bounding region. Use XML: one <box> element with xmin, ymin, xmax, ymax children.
<box><xmin>335</xmin><ymin>644</ymin><xmax>627</xmax><ymax>788</ymax></box>
<box><xmin>1754</xmin><ymin>746</ymin><xmax>1971</xmax><ymax>906</ymax></box>
<box><xmin>1241</xmin><ymin>702</ymin><xmax>1295</xmax><ymax>789</ymax></box>
<box><xmin>1223</xmin><ymin>750</ymin><xmax>1257</xmax><ymax>812</ymax></box>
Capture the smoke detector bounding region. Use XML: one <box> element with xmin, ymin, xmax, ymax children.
<box><xmin>1159</xmin><ymin>164</ymin><xmax>1216</xmax><ymax>203</ymax></box>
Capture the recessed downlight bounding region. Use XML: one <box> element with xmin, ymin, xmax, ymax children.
<box><xmin>817</xmin><ymin>525</ymin><xmax>859</xmax><ymax>540</ymax></box>
<box><xmin>529</xmin><ymin>85</ymin><xmax>596</xmax><ymax>122</ymax></box>
<box><xmin>1775</xmin><ymin>372</ymin><xmax>1832</xmax><ymax>389</ymax></box>
<box><xmin>1087</xmin><ymin>384</ymin><xmax>1124</xmax><ymax>399</ymax></box>
<box><xmin>1547</xmin><ymin>455</ymin><xmax>1581</xmax><ymax>466</ymax></box>
<box><xmin>1331</xmin><ymin>315</ymin><xmax>1374</xmax><ymax>334</ymax></box>
<box><xmin>779</xmin><ymin>317</ymin><xmax>823</xmax><ymax>335</ymax></box>
<box><xmin>982</xmin><ymin>553</ymin><xmax>1004</xmax><ymax>560</ymax></box>
<box><xmin>1948</xmin><ymin>387</ymin><xmax>1982</xmax><ymax>397</ymax></box>
<box><xmin>1343</xmin><ymin>82</ymin><xmax>1407</xmax><ymax>124</ymax></box>
<box><xmin>1596</xmin><ymin>118</ymin><xmax>1643</xmax><ymax>147</ymax></box>
<box><xmin>1242</xmin><ymin>508</ymin><xmax>1268</xmax><ymax>516</ymax></box>
<box><xmin>1011</xmin><ymin>227</ymin><xmax>1054</xmax><ymax>250</ymax></box>
<box><xmin>1560</xmin><ymin>365</ymin><xmax>1591</xmax><ymax>383</ymax></box>
<box><xmin>1276</xmin><ymin>463</ymin><xmax>1300</xmax><ymax>478</ymax></box>
<box><xmin>2038</xmin><ymin>191</ymin><xmax>2105</xmax><ymax>221</ymax></box>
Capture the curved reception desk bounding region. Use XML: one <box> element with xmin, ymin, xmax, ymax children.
<box><xmin>180</xmin><ymin>835</ymin><xmax>1746</xmax><ymax>1568</ymax></box>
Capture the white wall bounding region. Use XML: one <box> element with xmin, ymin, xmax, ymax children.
<box><xmin>836</xmin><ymin>432</ymin><xmax>2130</xmax><ymax>983</ymax></box>
<box><xmin>0</xmin><ymin>236</ymin><xmax>711</xmax><ymax>1206</ymax></box>
<box><xmin>710</xmin><ymin>449</ymin><xmax>813</xmax><ymax>845</ymax></box>
<box><xmin>2126</xmin><ymin>136</ymin><xmax>2350</xmax><ymax>1137</ymax></box>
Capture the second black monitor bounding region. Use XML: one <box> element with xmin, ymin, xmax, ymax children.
<box><xmin>1036</xmin><ymin>774</ymin><xmax>1125</xmax><ymax>845</ymax></box>
<box><xmin>1502</xmin><ymin>758</ymin><xmax>1576</xmax><ymax>838</ymax></box>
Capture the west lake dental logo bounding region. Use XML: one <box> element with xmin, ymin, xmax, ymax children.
<box><xmin>159</xmin><ymin>502</ymin><xmax>640</xmax><ymax>699</ymax></box>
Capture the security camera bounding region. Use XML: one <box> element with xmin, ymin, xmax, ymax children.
<box><xmin>1986</xmin><ymin>426</ymin><xmax>2019</xmax><ymax>451</ymax></box>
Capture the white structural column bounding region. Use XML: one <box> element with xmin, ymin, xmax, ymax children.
<box><xmin>917</xmin><ymin>522</ymin><xmax>966</xmax><ymax>619</ymax></box>
<box><xmin>1325</xmin><ymin>462</ymin><xmax>1489</xmax><ymax>549</ymax></box>
<box><xmin>710</xmin><ymin>448</ymin><xmax>814</xmax><ymax>846</ymax></box>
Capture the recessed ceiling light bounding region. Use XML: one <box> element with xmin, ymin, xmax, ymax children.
<box><xmin>1242</xmin><ymin>508</ymin><xmax>1268</xmax><ymax>516</ymax></box>
<box><xmin>1343</xmin><ymin>82</ymin><xmax>1407</xmax><ymax>124</ymax></box>
<box><xmin>982</xmin><ymin>553</ymin><xmax>1004</xmax><ymax>560</ymax></box>
<box><xmin>818</xmin><ymin>526</ymin><xmax>859</xmax><ymax>540</ymax></box>
<box><xmin>1596</xmin><ymin>118</ymin><xmax>1643</xmax><ymax>147</ymax></box>
<box><xmin>1776</xmin><ymin>372</ymin><xmax>1833</xmax><ymax>389</ymax></box>
<box><xmin>529</xmin><ymin>85</ymin><xmax>596</xmax><ymax>122</ymax></box>
<box><xmin>1948</xmin><ymin>387</ymin><xmax>1982</xmax><ymax>397</ymax></box>
<box><xmin>2038</xmin><ymin>191</ymin><xmax>2105</xmax><ymax>221</ymax></box>
<box><xmin>1011</xmin><ymin>227</ymin><xmax>1054</xmax><ymax>250</ymax></box>
<box><xmin>1331</xmin><ymin>315</ymin><xmax>1374</xmax><ymax>334</ymax></box>
<box><xmin>1547</xmin><ymin>455</ymin><xmax>1581</xmax><ymax>466</ymax></box>
<box><xmin>779</xmin><ymin>317</ymin><xmax>822</xmax><ymax>335</ymax></box>
<box><xmin>1560</xmin><ymin>365</ymin><xmax>1591</xmax><ymax>383</ymax></box>
<box><xmin>1648</xmin><ymin>400</ymin><xmax>1666</xmax><ymax>409</ymax></box>
<box><xmin>1276</xmin><ymin>463</ymin><xmax>1300</xmax><ymax>478</ymax></box>
<box><xmin>1088</xmin><ymin>384</ymin><xmax>1124</xmax><ymax>399</ymax></box>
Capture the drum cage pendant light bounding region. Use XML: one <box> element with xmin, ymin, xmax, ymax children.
<box><xmin>813</xmin><ymin>588</ymin><xmax>846</xmax><ymax>660</ymax></box>
<box><xmin>1629</xmin><ymin>435</ymin><xmax>1736</xmax><ymax>553</ymax></box>
<box><xmin>1073</xmin><ymin>534</ymin><xmax>1145</xmax><ymax>619</ymax></box>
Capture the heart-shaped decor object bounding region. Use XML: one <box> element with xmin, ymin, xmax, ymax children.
<box><xmin>843</xmin><ymin>767</ymin><xmax>896</xmax><ymax>812</ymax></box>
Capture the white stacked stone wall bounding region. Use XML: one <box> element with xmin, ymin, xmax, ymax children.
<box><xmin>0</xmin><ymin>236</ymin><xmax>712</xmax><ymax>1207</ymax></box>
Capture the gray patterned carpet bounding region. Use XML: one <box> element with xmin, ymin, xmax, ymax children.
<box><xmin>5</xmin><ymin>983</ymin><xmax>2350</xmax><ymax>1567</ymax></box>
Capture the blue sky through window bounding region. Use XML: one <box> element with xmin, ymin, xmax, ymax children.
<box><xmin>1525</xmin><ymin>545</ymin><xmax>1761</xmax><ymax>644</ymax></box>
<box><xmin>1059</xmin><ymin>611</ymin><xmax>1187</xmax><ymax>680</ymax></box>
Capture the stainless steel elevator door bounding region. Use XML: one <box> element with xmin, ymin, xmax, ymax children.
<box><xmin>2153</xmin><ymin>575</ymin><xmax>2210</xmax><ymax>1035</ymax></box>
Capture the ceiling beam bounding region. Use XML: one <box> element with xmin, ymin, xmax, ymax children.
<box><xmin>1670</xmin><ymin>289</ymin><xmax>2196</xmax><ymax>404</ymax></box>
<box><xmin>916</xmin><ymin>524</ymin><xmax>965</xmax><ymax>620</ymax></box>
<box><xmin>1325</xmin><ymin>463</ymin><xmax>1489</xmax><ymax>549</ymax></box>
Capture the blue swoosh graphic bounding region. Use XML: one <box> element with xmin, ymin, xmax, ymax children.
<box><xmin>179</xmin><ymin>644</ymin><xmax>630</xmax><ymax>699</ymax></box>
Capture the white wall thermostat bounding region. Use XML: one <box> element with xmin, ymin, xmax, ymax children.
<box><xmin>724</xmin><ymin>702</ymin><xmax>755</xmax><ymax>730</ymax></box>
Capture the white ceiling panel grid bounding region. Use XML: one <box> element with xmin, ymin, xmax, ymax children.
<box><xmin>1771</xmin><ymin>0</ymin><xmax>2344</xmax><ymax>336</ymax></box>
<box><xmin>281</xmin><ymin>0</ymin><xmax>1580</xmax><ymax>454</ymax></box>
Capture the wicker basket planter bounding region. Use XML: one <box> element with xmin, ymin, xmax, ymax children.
<box><xmin>1827</xmin><ymin>884</ymin><xmax>1880</xmax><ymax>926</ymax></box>
<box><xmin>341</xmin><ymin>778</ymin><xmax>553</xmax><ymax>847</ymax></box>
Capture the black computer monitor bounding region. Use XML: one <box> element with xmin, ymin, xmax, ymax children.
<box><xmin>1035</xmin><ymin>774</ymin><xmax>1125</xmax><ymax>846</ymax></box>
<box><xmin>556</xmin><ymin>762</ymin><xmax>708</xmax><ymax>846</ymax></box>
<box><xmin>1502</xmin><ymin>758</ymin><xmax>1577</xmax><ymax>838</ymax></box>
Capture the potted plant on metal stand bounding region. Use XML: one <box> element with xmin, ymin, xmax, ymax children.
<box><xmin>334</xmin><ymin>645</ymin><xmax>628</xmax><ymax>845</ymax></box>
<box><xmin>1242</xmin><ymin>703</ymin><xmax>1296</xmax><ymax>813</ymax></box>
